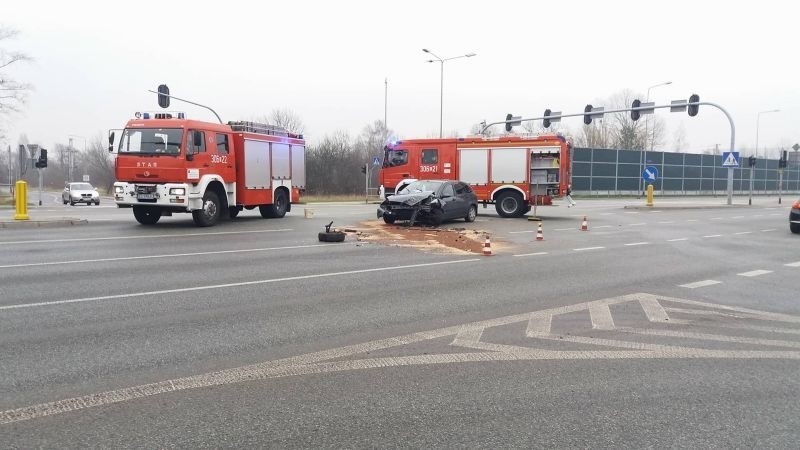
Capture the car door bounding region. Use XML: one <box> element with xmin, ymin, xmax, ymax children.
<box><xmin>437</xmin><ymin>182</ymin><xmax>461</xmax><ymax>220</ymax></box>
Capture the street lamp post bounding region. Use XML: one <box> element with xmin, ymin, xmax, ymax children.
<box><xmin>422</xmin><ymin>48</ymin><xmax>476</xmax><ymax>138</ymax></box>
<box><xmin>751</xmin><ymin>109</ymin><xmax>780</xmax><ymax>204</ymax></box>
<box><xmin>639</xmin><ymin>81</ymin><xmax>671</xmax><ymax>196</ymax></box>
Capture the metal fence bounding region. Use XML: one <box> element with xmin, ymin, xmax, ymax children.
<box><xmin>572</xmin><ymin>147</ymin><xmax>800</xmax><ymax>196</ymax></box>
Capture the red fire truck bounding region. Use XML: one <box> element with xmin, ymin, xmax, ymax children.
<box><xmin>110</xmin><ymin>114</ymin><xmax>305</xmax><ymax>226</ymax></box>
<box><xmin>379</xmin><ymin>134</ymin><xmax>572</xmax><ymax>217</ymax></box>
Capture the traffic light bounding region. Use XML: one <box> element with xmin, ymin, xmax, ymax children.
<box><xmin>583</xmin><ymin>104</ymin><xmax>593</xmax><ymax>125</ymax></box>
<box><xmin>35</xmin><ymin>149</ymin><xmax>48</xmax><ymax>168</ymax></box>
<box><xmin>748</xmin><ymin>155</ymin><xmax>756</xmax><ymax>168</ymax></box>
<box><xmin>631</xmin><ymin>99</ymin><xmax>641</xmax><ymax>121</ymax></box>
<box><xmin>543</xmin><ymin>109</ymin><xmax>552</xmax><ymax>128</ymax></box>
<box><xmin>505</xmin><ymin>113</ymin><xmax>514</xmax><ymax>132</ymax></box>
<box><xmin>687</xmin><ymin>94</ymin><xmax>700</xmax><ymax>117</ymax></box>
<box><xmin>779</xmin><ymin>150</ymin><xmax>788</xmax><ymax>168</ymax></box>
<box><xmin>157</xmin><ymin>84</ymin><xmax>170</xmax><ymax>108</ymax></box>
<box><xmin>360</xmin><ymin>164</ymin><xmax>367</xmax><ymax>174</ymax></box>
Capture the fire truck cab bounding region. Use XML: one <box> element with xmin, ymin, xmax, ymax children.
<box><xmin>379</xmin><ymin>134</ymin><xmax>571</xmax><ymax>218</ymax></box>
<box><xmin>111</xmin><ymin>113</ymin><xmax>305</xmax><ymax>227</ymax></box>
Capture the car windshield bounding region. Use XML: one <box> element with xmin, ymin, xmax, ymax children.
<box><xmin>70</xmin><ymin>183</ymin><xmax>93</xmax><ymax>190</ymax></box>
<box><xmin>118</xmin><ymin>128</ymin><xmax>183</xmax><ymax>155</ymax></box>
<box><xmin>398</xmin><ymin>181</ymin><xmax>444</xmax><ymax>194</ymax></box>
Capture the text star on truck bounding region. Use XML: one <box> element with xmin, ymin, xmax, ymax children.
<box><xmin>110</xmin><ymin>113</ymin><xmax>305</xmax><ymax>227</ymax></box>
<box><xmin>379</xmin><ymin>134</ymin><xmax>572</xmax><ymax>218</ymax></box>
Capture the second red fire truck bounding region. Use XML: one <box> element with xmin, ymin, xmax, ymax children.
<box><xmin>379</xmin><ymin>134</ymin><xmax>572</xmax><ymax>217</ymax></box>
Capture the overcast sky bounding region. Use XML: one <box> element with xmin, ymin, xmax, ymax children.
<box><xmin>2</xmin><ymin>0</ymin><xmax>798</xmax><ymax>157</ymax></box>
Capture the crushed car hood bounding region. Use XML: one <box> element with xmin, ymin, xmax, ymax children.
<box><xmin>385</xmin><ymin>192</ymin><xmax>434</xmax><ymax>206</ymax></box>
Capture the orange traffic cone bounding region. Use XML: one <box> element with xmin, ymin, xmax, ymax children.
<box><xmin>580</xmin><ymin>216</ymin><xmax>589</xmax><ymax>231</ymax></box>
<box><xmin>536</xmin><ymin>222</ymin><xmax>544</xmax><ymax>241</ymax></box>
<box><xmin>483</xmin><ymin>235</ymin><xmax>493</xmax><ymax>256</ymax></box>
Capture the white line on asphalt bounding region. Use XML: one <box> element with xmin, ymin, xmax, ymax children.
<box><xmin>513</xmin><ymin>252</ymin><xmax>548</xmax><ymax>257</ymax></box>
<box><xmin>769</xmin><ymin>213</ymin><xmax>782</xmax><ymax>216</ymax></box>
<box><xmin>649</xmin><ymin>210</ymin><xmax>663</xmax><ymax>213</ymax></box>
<box><xmin>508</xmin><ymin>230</ymin><xmax>534</xmax><ymax>234</ymax></box>
<box><xmin>732</xmin><ymin>216</ymin><xmax>744</xmax><ymax>219</ymax></box>
<box><xmin>761</xmin><ymin>229</ymin><xmax>776</xmax><ymax>232</ymax></box>
<box><xmin>573</xmin><ymin>246</ymin><xmax>605</xmax><ymax>252</ymax></box>
<box><xmin>667</xmin><ymin>238</ymin><xmax>689</xmax><ymax>242</ymax></box>
<box><xmin>785</xmin><ymin>262</ymin><xmax>800</xmax><ymax>268</ymax></box>
<box><xmin>629</xmin><ymin>223</ymin><xmax>646</xmax><ymax>226</ymax></box>
<box><xmin>711</xmin><ymin>217</ymin><xmax>723</xmax><ymax>220</ymax></box>
<box><xmin>554</xmin><ymin>228</ymin><xmax>573</xmax><ymax>231</ymax></box>
<box><xmin>624</xmin><ymin>242</ymin><xmax>650</xmax><ymax>246</ymax></box>
<box><xmin>703</xmin><ymin>235</ymin><xmax>722</xmax><ymax>238</ymax></box>
<box><xmin>0</xmin><ymin>228</ymin><xmax>293</xmax><ymax>245</ymax></box>
<box><xmin>589</xmin><ymin>303</ymin><xmax>615</xmax><ymax>330</ymax></box>
<box><xmin>687</xmin><ymin>219</ymin><xmax>699</xmax><ymax>222</ymax></box>
<box><xmin>624</xmin><ymin>211</ymin><xmax>639</xmax><ymax>214</ymax></box>
<box><xmin>658</xmin><ymin>221</ymin><xmax>675</xmax><ymax>224</ymax></box>
<box><xmin>0</xmin><ymin>244</ymin><xmax>339</xmax><ymax>269</ymax></box>
<box><xmin>738</xmin><ymin>270</ymin><xmax>773</xmax><ymax>277</ymax></box>
<box><xmin>734</xmin><ymin>231</ymin><xmax>753</xmax><ymax>235</ymax></box>
<box><xmin>680</xmin><ymin>280</ymin><xmax>722</xmax><ymax>289</ymax></box>
<box><xmin>0</xmin><ymin>258</ymin><xmax>481</xmax><ymax>311</ymax></box>
<box><xmin>594</xmin><ymin>225</ymin><xmax>613</xmax><ymax>229</ymax></box>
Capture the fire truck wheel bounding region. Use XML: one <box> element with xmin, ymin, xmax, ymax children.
<box><xmin>192</xmin><ymin>191</ymin><xmax>221</xmax><ymax>227</ymax></box>
<box><xmin>465</xmin><ymin>205</ymin><xmax>477</xmax><ymax>222</ymax></box>
<box><xmin>495</xmin><ymin>191</ymin><xmax>525</xmax><ymax>218</ymax></box>
<box><xmin>228</xmin><ymin>207</ymin><xmax>240</xmax><ymax>219</ymax></box>
<box><xmin>318</xmin><ymin>231</ymin><xmax>346</xmax><ymax>242</ymax></box>
<box><xmin>133</xmin><ymin>206</ymin><xmax>161</xmax><ymax>225</ymax></box>
<box><xmin>259</xmin><ymin>190</ymin><xmax>288</xmax><ymax>219</ymax></box>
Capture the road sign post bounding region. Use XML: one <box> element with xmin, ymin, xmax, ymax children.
<box><xmin>642</xmin><ymin>166</ymin><xmax>658</xmax><ymax>206</ymax></box>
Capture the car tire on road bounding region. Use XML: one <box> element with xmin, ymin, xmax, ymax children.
<box><xmin>465</xmin><ymin>205</ymin><xmax>477</xmax><ymax>222</ymax></box>
<box><xmin>318</xmin><ymin>231</ymin><xmax>346</xmax><ymax>242</ymax></box>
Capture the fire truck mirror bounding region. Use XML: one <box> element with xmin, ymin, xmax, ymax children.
<box><xmin>108</xmin><ymin>131</ymin><xmax>115</xmax><ymax>153</ymax></box>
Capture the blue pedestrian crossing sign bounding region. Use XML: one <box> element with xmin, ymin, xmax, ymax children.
<box><xmin>372</xmin><ymin>156</ymin><xmax>381</xmax><ymax>166</ymax></box>
<box><xmin>721</xmin><ymin>151</ymin><xmax>740</xmax><ymax>167</ymax></box>
<box><xmin>642</xmin><ymin>166</ymin><xmax>658</xmax><ymax>183</ymax></box>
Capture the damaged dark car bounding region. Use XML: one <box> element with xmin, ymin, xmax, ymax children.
<box><xmin>377</xmin><ymin>180</ymin><xmax>478</xmax><ymax>226</ymax></box>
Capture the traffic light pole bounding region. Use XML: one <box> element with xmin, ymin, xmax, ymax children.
<box><xmin>37</xmin><ymin>167</ymin><xmax>43</xmax><ymax>206</ymax></box>
<box><xmin>748</xmin><ymin>165</ymin><xmax>754</xmax><ymax>206</ymax></box>
<box><xmin>481</xmin><ymin>99</ymin><xmax>737</xmax><ymax>205</ymax></box>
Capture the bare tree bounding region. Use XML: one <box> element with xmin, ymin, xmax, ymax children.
<box><xmin>305</xmin><ymin>131</ymin><xmax>357</xmax><ymax>195</ymax></box>
<box><xmin>672</xmin><ymin>124</ymin><xmax>688</xmax><ymax>152</ymax></box>
<box><xmin>268</xmin><ymin>108</ymin><xmax>305</xmax><ymax>134</ymax></box>
<box><xmin>83</xmin><ymin>135</ymin><xmax>115</xmax><ymax>192</ymax></box>
<box><xmin>0</xmin><ymin>27</ymin><xmax>32</xmax><ymax>141</ymax></box>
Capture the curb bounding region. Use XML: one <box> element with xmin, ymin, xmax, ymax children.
<box><xmin>0</xmin><ymin>218</ymin><xmax>89</xmax><ymax>229</ymax></box>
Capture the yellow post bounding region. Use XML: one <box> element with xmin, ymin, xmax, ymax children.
<box><xmin>646</xmin><ymin>184</ymin><xmax>654</xmax><ymax>207</ymax></box>
<box><xmin>14</xmin><ymin>180</ymin><xmax>29</xmax><ymax>220</ymax></box>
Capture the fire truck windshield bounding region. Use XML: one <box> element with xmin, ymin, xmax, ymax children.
<box><xmin>118</xmin><ymin>128</ymin><xmax>183</xmax><ymax>155</ymax></box>
<box><xmin>383</xmin><ymin>147</ymin><xmax>408</xmax><ymax>167</ymax></box>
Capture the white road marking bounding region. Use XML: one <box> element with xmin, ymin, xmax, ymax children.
<box><xmin>649</xmin><ymin>210</ymin><xmax>663</xmax><ymax>213</ymax></box>
<box><xmin>619</xmin><ymin>328</ymin><xmax>800</xmax><ymax>349</ymax></box>
<box><xmin>624</xmin><ymin>211</ymin><xmax>639</xmax><ymax>214</ymax></box>
<box><xmin>573</xmin><ymin>246</ymin><xmax>605</xmax><ymax>252</ymax></box>
<box><xmin>733</xmin><ymin>231</ymin><xmax>753</xmax><ymax>235</ymax></box>
<box><xmin>687</xmin><ymin>219</ymin><xmax>699</xmax><ymax>222</ymax></box>
<box><xmin>2</xmin><ymin>292</ymin><xmax>799</xmax><ymax>425</ymax></box>
<box><xmin>711</xmin><ymin>217</ymin><xmax>723</xmax><ymax>220</ymax></box>
<box><xmin>508</xmin><ymin>230</ymin><xmax>534</xmax><ymax>234</ymax></box>
<box><xmin>0</xmin><ymin>244</ymin><xmax>339</xmax><ymax>269</ymax></box>
<box><xmin>594</xmin><ymin>225</ymin><xmax>613</xmax><ymax>229</ymax></box>
<box><xmin>0</xmin><ymin>228</ymin><xmax>293</xmax><ymax>246</ymax></box>
<box><xmin>589</xmin><ymin>303</ymin><xmax>615</xmax><ymax>330</ymax></box>
<box><xmin>738</xmin><ymin>270</ymin><xmax>773</xmax><ymax>277</ymax></box>
<box><xmin>0</xmin><ymin>258</ymin><xmax>481</xmax><ymax>311</ymax></box>
<box><xmin>680</xmin><ymin>280</ymin><xmax>722</xmax><ymax>289</ymax></box>
<box><xmin>629</xmin><ymin>223</ymin><xmax>646</xmax><ymax>226</ymax></box>
<box><xmin>513</xmin><ymin>252</ymin><xmax>548</xmax><ymax>257</ymax></box>
<box><xmin>769</xmin><ymin>213</ymin><xmax>782</xmax><ymax>216</ymax></box>
<box><xmin>732</xmin><ymin>216</ymin><xmax>744</xmax><ymax>219</ymax></box>
<box><xmin>658</xmin><ymin>221</ymin><xmax>675</xmax><ymax>224</ymax></box>
<box><xmin>554</xmin><ymin>228</ymin><xmax>574</xmax><ymax>231</ymax></box>
<box><xmin>624</xmin><ymin>242</ymin><xmax>650</xmax><ymax>246</ymax></box>
<box><xmin>667</xmin><ymin>238</ymin><xmax>689</xmax><ymax>242</ymax></box>
<box><xmin>761</xmin><ymin>229</ymin><xmax>776</xmax><ymax>232</ymax></box>
<box><xmin>703</xmin><ymin>235</ymin><xmax>722</xmax><ymax>238</ymax></box>
<box><xmin>785</xmin><ymin>262</ymin><xmax>800</xmax><ymax>268</ymax></box>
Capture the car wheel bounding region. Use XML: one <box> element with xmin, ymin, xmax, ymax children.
<box><xmin>465</xmin><ymin>205</ymin><xmax>477</xmax><ymax>223</ymax></box>
<box><xmin>791</xmin><ymin>223</ymin><xmax>800</xmax><ymax>234</ymax></box>
<box><xmin>383</xmin><ymin>215</ymin><xmax>396</xmax><ymax>224</ymax></box>
<box><xmin>495</xmin><ymin>191</ymin><xmax>525</xmax><ymax>218</ymax></box>
<box><xmin>96</xmin><ymin>201</ymin><xmax>100</xmax><ymax>206</ymax></box>
<box><xmin>192</xmin><ymin>191</ymin><xmax>221</xmax><ymax>227</ymax></box>
<box><xmin>318</xmin><ymin>231</ymin><xmax>346</xmax><ymax>242</ymax></box>
<box><xmin>133</xmin><ymin>206</ymin><xmax>161</xmax><ymax>225</ymax></box>
<box><xmin>69</xmin><ymin>201</ymin><xmax>75</xmax><ymax>206</ymax></box>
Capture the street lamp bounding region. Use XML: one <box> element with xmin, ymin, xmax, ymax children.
<box><xmin>755</xmin><ymin>109</ymin><xmax>780</xmax><ymax>159</ymax></box>
<box><xmin>639</xmin><ymin>81</ymin><xmax>671</xmax><ymax>196</ymax></box>
<box><xmin>422</xmin><ymin>48</ymin><xmax>476</xmax><ymax>138</ymax></box>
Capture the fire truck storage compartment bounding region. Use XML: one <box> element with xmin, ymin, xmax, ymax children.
<box><xmin>291</xmin><ymin>145</ymin><xmax>306</xmax><ymax>188</ymax></box>
<box><xmin>244</xmin><ymin>139</ymin><xmax>271</xmax><ymax>189</ymax></box>
<box><xmin>530</xmin><ymin>146</ymin><xmax>561</xmax><ymax>196</ymax></box>
<box><xmin>490</xmin><ymin>147</ymin><xmax>527</xmax><ymax>184</ymax></box>
<box><xmin>458</xmin><ymin>148</ymin><xmax>489</xmax><ymax>184</ymax></box>
<box><xmin>272</xmin><ymin>143</ymin><xmax>290</xmax><ymax>179</ymax></box>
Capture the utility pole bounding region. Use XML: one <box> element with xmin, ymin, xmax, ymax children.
<box><xmin>384</xmin><ymin>77</ymin><xmax>388</xmax><ymax>130</ymax></box>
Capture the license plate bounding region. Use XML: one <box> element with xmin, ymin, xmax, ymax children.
<box><xmin>137</xmin><ymin>194</ymin><xmax>156</xmax><ymax>200</ymax></box>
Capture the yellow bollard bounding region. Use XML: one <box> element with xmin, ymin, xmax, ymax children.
<box><xmin>646</xmin><ymin>184</ymin><xmax>654</xmax><ymax>207</ymax></box>
<box><xmin>14</xmin><ymin>180</ymin><xmax>29</xmax><ymax>220</ymax></box>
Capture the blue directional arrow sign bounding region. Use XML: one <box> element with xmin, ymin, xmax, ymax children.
<box><xmin>642</xmin><ymin>166</ymin><xmax>658</xmax><ymax>183</ymax></box>
<box><xmin>721</xmin><ymin>151</ymin><xmax>740</xmax><ymax>167</ymax></box>
<box><xmin>372</xmin><ymin>156</ymin><xmax>381</xmax><ymax>166</ymax></box>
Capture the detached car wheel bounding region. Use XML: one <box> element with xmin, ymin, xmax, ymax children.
<box><xmin>318</xmin><ymin>231</ymin><xmax>346</xmax><ymax>242</ymax></box>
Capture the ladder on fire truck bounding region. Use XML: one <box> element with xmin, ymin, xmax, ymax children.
<box><xmin>228</xmin><ymin>121</ymin><xmax>292</xmax><ymax>137</ymax></box>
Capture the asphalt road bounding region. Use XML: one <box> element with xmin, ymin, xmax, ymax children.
<box><xmin>1</xmin><ymin>197</ymin><xmax>798</xmax><ymax>448</ymax></box>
